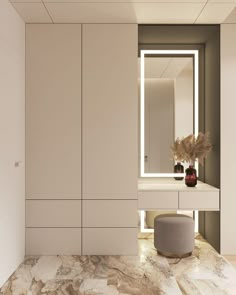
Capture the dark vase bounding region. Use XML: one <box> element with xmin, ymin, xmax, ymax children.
<box><xmin>185</xmin><ymin>165</ymin><xmax>197</xmax><ymax>187</ymax></box>
<box><xmin>174</xmin><ymin>162</ymin><xmax>184</xmax><ymax>180</ymax></box>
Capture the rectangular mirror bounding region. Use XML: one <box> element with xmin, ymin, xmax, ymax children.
<box><xmin>140</xmin><ymin>50</ymin><xmax>199</xmax><ymax>177</ymax></box>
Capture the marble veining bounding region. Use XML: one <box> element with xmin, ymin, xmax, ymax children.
<box><xmin>1</xmin><ymin>235</ymin><xmax>236</xmax><ymax>294</ymax></box>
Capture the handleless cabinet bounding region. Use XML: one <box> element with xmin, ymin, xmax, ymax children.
<box><xmin>179</xmin><ymin>191</ymin><xmax>219</xmax><ymax>210</ymax></box>
<box><xmin>138</xmin><ymin>180</ymin><xmax>220</xmax><ymax>211</ymax></box>
<box><xmin>83</xmin><ymin>200</ymin><xmax>138</xmax><ymax>228</ymax></box>
<box><xmin>26</xmin><ymin>24</ymin><xmax>138</xmax><ymax>255</ymax></box>
<box><xmin>138</xmin><ymin>191</ymin><xmax>178</xmax><ymax>210</ymax></box>
<box><xmin>82</xmin><ymin>24</ymin><xmax>138</xmax><ymax>254</ymax></box>
<box><xmin>26</xmin><ymin>25</ymin><xmax>82</xmax><ymax>255</ymax></box>
<box><xmin>26</xmin><ymin>25</ymin><xmax>82</xmax><ymax>200</ymax></box>
<box><xmin>82</xmin><ymin>24</ymin><xmax>138</xmax><ymax>200</ymax></box>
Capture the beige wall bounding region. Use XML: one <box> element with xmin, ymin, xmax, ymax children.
<box><xmin>221</xmin><ymin>24</ymin><xmax>236</xmax><ymax>254</ymax></box>
<box><xmin>0</xmin><ymin>0</ymin><xmax>25</xmax><ymax>287</ymax></box>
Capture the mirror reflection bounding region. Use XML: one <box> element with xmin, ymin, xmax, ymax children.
<box><xmin>140</xmin><ymin>51</ymin><xmax>197</xmax><ymax>176</ymax></box>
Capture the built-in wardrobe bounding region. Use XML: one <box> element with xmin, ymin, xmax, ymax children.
<box><xmin>26</xmin><ymin>24</ymin><xmax>138</xmax><ymax>255</ymax></box>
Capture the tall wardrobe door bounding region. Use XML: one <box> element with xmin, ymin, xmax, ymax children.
<box><xmin>26</xmin><ymin>25</ymin><xmax>81</xmax><ymax>200</ymax></box>
<box><xmin>82</xmin><ymin>24</ymin><xmax>138</xmax><ymax>255</ymax></box>
<box><xmin>26</xmin><ymin>24</ymin><xmax>82</xmax><ymax>255</ymax></box>
<box><xmin>82</xmin><ymin>24</ymin><xmax>138</xmax><ymax>200</ymax></box>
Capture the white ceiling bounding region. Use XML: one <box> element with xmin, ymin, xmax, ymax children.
<box><xmin>224</xmin><ymin>7</ymin><xmax>236</xmax><ymax>22</ymax></box>
<box><xmin>8</xmin><ymin>0</ymin><xmax>236</xmax><ymax>24</ymax></box>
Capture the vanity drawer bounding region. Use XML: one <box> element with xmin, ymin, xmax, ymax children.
<box><xmin>138</xmin><ymin>191</ymin><xmax>178</xmax><ymax>209</ymax></box>
<box><xmin>179</xmin><ymin>191</ymin><xmax>219</xmax><ymax>210</ymax></box>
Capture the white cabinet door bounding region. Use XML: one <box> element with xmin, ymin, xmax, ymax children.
<box><xmin>26</xmin><ymin>25</ymin><xmax>81</xmax><ymax>199</ymax></box>
<box><xmin>82</xmin><ymin>24</ymin><xmax>138</xmax><ymax>200</ymax></box>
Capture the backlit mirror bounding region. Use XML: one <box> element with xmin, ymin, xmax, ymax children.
<box><xmin>140</xmin><ymin>50</ymin><xmax>199</xmax><ymax>177</ymax></box>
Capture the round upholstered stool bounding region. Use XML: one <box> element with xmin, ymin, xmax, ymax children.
<box><xmin>154</xmin><ymin>214</ymin><xmax>194</xmax><ymax>258</ymax></box>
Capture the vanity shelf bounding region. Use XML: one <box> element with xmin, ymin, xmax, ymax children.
<box><xmin>138</xmin><ymin>179</ymin><xmax>220</xmax><ymax>211</ymax></box>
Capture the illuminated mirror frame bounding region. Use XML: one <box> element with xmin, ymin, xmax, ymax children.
<box><xmin>140</xmin><ymin>49</ymin><xmax>199</xmax><ymax>178</ymax></box>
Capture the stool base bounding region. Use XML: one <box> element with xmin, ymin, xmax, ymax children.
<box><xmin>157</xmin><ymin>250</ymin><xmax>192</xmax><ymax>258</ymax></box>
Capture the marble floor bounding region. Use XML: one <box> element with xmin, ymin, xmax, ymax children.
<box><xmin>1</xmin><ymin>235</ymin><xmax>236</xmax><ymax>295</ymax></box>
<box><xmin>223</xmin><ymin>256</ymin><xmax>236</xmax><ymax>271</ymax></box>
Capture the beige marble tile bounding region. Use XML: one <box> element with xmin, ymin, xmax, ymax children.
<box><xmin>224</xmin><ymin>256</ymin><xmax>236</xmax><ymax>270</ymax></box>
<box><xmin>1</xmin><ymin>235</ymin><xmax>236</xmax><ymax>294</ymax></box>
<box><xmin>169</xmin><ymin>236</ymin><xmax>236</xmax><ymax>295</ymax></box>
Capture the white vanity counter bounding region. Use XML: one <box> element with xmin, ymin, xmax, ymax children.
<box><xmin>138</xmin><ymin>178</ymin><xmax>219</xmax><ymax>192</ymax></box>
<box><xmin>138</xmin><ymin>178</ymin><xmax>220</xmax><ymax>211</ymax></box>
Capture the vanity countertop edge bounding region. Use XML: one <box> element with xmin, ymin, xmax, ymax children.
<box><xmin>138</xmin><ymin>179</ymin><xmax>219</xmax><ymax>192</ymax></box>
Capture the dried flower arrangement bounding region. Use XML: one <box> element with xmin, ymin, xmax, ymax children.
<box><xmin>171</xmin><ymin>132</ymin><xmax>212</xmax><ymax>165</ymax></box>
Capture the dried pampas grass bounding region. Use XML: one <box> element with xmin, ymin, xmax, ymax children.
<box><xmin>171</xmin><ymin>132</ymin><xmax>212</xmax><ymax>165</ymax></box>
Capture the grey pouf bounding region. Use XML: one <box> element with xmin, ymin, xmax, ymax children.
<box><xmin>154</xmin><ymin>214</ymin><xmax>194</xmax><ymax>258</ymax></box>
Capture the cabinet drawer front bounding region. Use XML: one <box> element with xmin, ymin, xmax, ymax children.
<box><xmin>26</xmin><ymin>200</ymin><xmax>81</xmax><ymax>227</ymax></box>
<box><xmin>82</xmin><ymin>228</ymin><xmax>138</xmax><ymax>255</ymax></box>
<box><xmin>83</xmin><ymin>200</ymin><xmax>138</xmax><ymax>227</ymax></box>
<box><xmin>179</xmin><ymin>191</ymin><xmax>219</xmax><ymax>210</ymax></box>
<box><xmin>26</xmin><ymin>228</ymin><xmax>81</xmax><ymax>255</ymax></box>
<box><xmin>138</xmin><ymin>191</ymin><xmax>178</xmax><ymax>209</ymax></box>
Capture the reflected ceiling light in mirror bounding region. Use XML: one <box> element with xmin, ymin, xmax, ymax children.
<box><xmin>140</xmin><ymin>210</ymin><xmax>199</xmax><ymax>233</ymax></box>
<box><xmin>140</xmin><ymin>210</ymin><xmax>154</xmax><ymax>233</ymax></box>
<box><xmin>140</xmin><ymin>49</ymin><xmax>199</xmax><ymax>178</ymax></box>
